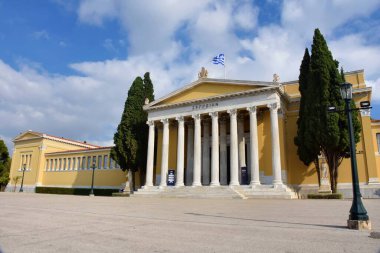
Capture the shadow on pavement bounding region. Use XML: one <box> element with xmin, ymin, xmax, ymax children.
<box><xmin>185</xmin><ymin>212</ymin><xmax>347</xmax><ymax>230</ymax></box>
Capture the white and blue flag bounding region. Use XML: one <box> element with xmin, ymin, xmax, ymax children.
<box><xmin>212</xmin><ymin>53</ymin><xmax>225</xmax><ymax>66</ymax></box>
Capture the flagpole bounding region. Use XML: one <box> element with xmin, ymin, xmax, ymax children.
<box><xmin>224</xmin><ymin>55</ymin><xmax>226</xmax><ymax>79</ymax></box>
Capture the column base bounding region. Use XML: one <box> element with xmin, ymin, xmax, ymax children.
<box><xmin>175</xmin><ymin>183</ymin><xmax>185</xmax><ymax>188</ymax></box>
<box><xmin>250</xmin><ymin>181</ymin><xmax>261</xmax><ymax>188</ymax></box>
<box><xmin>192</xmin><ymin>182</ymin><xmax>202</xmax><ymax>187</ymax></box>
<box><xmin>210</xmin><ymin>182</ymin><xmax>220</xmax><ymax>187</ymax></box>
<box><xmin>229</xmin><ymin>181</ymin><xmax>240</xmax><ymax>187</ymax></box>
<box><xmin>159</xmin><ymin>185</ymin><xmax>167</xmax><ymax>189</ymax></box>
<box><xmin>273</xmin><ymin>182</ymin><xmax>285</xmax><ymax>189</ymax></box>
<box><xmin>142</xmin><ymin>184</ymin><xmax>153</xmax><ymax>189</ymax></box>
<box><xmin>347</xmin><ymin>219</ymin><xmax>371</xmax><ymax>230</ymax></box>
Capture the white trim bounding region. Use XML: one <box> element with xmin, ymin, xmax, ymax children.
<box><xmin>35</xmin><ymin>185</ymin><xmax>122</xmax><ymax>189</ymax></box>
<box><xmin>147</xmin><ymin>90</ymin><xmax>280</xmax><ymax>121</ymax></box>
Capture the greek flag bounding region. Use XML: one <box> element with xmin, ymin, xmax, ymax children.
<box><xmin>212</xmin><ymin>53</ymin><xmax>225</xmax><ymax>65</ymax></box>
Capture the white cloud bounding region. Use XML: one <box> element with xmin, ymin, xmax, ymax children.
<box><xmin>32</xmin><ymin>30</ymin><xmax>50</xmax><ymax>40</ymax></box>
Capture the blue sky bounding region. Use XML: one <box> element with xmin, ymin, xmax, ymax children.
<box><xmin>0</xmin><ymin>0</ymin><xmax>380</xmax><ymax>151</ymax></box>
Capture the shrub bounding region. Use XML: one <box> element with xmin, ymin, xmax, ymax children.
<box><xmin>307</xmin><ymin>193</ymin><xmax>343</xmax><ymax>199</ymax></box>
<box><xmin>35</xmin><ymin>187</ymin><xmax>118</xmax><ymax>196</ymax></box>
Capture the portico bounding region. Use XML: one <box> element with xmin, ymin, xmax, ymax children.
<box><xmin>142</xmin><ymin>78</ymin><xmax>288</xmax><ymax>192</ymax></box>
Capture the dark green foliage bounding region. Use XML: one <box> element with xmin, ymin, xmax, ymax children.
<box><xmin>295</xmin><ymin>48</ymin><xmax>321</xmax><ymax>185</ymax></box>
<box><xmin>295</xmin><ymin>29</ymin><xmax>361</xmax><ymax>193</ymax></box>
<box><xmin>35</xmin><ymin>187</ymin><xmax>118</xmax><ymax>196</ymax></box>
<box><xmin>111</xmin><ymin>72</ymin><xmax>155</xmax><ymax>190</ymax></box>
<box><xmin>0</xmin><ymin>140</ymin><xmax>11</xmax><ymax>190</ymax></box>
<box><xmin>307</xmin><ymin>193</ymin><xmax>343</xmax><ymax>199</ymax></box>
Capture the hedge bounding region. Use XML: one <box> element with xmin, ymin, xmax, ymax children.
<box><xmin>35</xmin><ymin>187</ymin><xmax>119</xmax><ymax>196</ymax></box>
<box><xmin>307</xmin><ymin>193</ymin><xmax>343</xmax><ymax>199</ymax></box>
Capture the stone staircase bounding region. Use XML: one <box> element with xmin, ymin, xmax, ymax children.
<box><xmin>133</xmin><ymin>185</ymin><xmax>297</xmax><ymax>199</ymax></box>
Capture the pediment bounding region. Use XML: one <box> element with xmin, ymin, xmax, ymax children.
<box><xmin>13</xmin><ymin>131</ymin><xmax>43</xmax><ymax>141</ymax></box>
<box><xmin>150</xmin><ymin>78</ymin><xmax>275</xmax><ymax>108</ymax></box>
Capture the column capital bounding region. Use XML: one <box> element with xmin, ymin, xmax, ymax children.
<box><xmin>267</xmin><ymin>102</ymin><xmax>279</xmax><ymax>111</ymax></box>
<box><xmin>247</xmin><ymin>106</ymin><xmax>257</xmax><ymax>114</ymax></box>
<box><xmin>209</xmin><ymin>111</ymin><xmax>218</xmax><ymax>118</ymax></box>
<box><xmin>147</xmin><ymin>120</ymin><xmax>155</xmax><ymax>126</ymax></box>
<box><xmin>176</xmin><ymin>116</ymin><xmax>185</xmax><ymax>122</ymax></box>
<box><xmin>192</xmin><ymin>114</ymin><xmax>201</xmax><ymax>120</ymax></box>
<box><xmin>227</xmin><ymin>108</ymin><xmax>237</xmax><ymax>116</ymax></box>
<box><xmin>161</xmin><ymin>118</ymin><xmax>170</xmax><ymax>125</ymax></box>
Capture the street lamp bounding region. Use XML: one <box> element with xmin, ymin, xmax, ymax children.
<box><xmin>89</xmin><ymin>162</ymin><xmax>96</xmax><ymax>196</ymax></box>
<box><xmin>340</xmin><ymin>82</ymin><xmax>371</xmax><ymax>230</ymax></box>
<box><xmin>19</xmin><ymin>163</ymin><xmax>26</xmax><ymax>192</ymax></box>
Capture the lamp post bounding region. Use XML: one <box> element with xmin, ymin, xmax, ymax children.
<box><xmin>89</xmin><ymin>162</ymin><xmax>96</xmax><ymax>196</ymax></box>
<box><xmin>340</xmin><ymin>82</ymin><xmax>371</xmax><ymax>230</ymax></box>
<box><xmin>19</xmin><ymin>163</ymin><xmax>26</xmax><ymax>192</ymax></box>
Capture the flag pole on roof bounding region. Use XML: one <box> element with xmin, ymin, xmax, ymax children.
<box><xmin>212</xmin><ymin>53</ymin><xmax>225</xmax><ymax>79</ymax></box>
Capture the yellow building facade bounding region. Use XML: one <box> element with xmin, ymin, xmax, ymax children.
<box><xmin>136</xmin><ymin>69</ymin><xmax>380</xmax><ymax>198</ymax></box>
<box><xmin>6</xmin><ymin>70</ymin><xmax>380</xmax><ymax>198</ymax></box>
<box><xmin>6</xmin><ymin>131</ymin><xmax>127</xmax><ymax>193</ymax></box>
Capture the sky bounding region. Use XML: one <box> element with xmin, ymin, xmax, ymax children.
<box><xmin>1</xmin><ymin>0</ymin><xmax>380</xmax><ymax>153</ymax></box>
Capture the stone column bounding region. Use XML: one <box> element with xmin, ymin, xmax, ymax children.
<box><xmin>144</xmin><ymin>120</ymin><xmax>155</xmax><ymax>187</ymax></box>
<box><xmin>238</xmin><ymin>114</ymin><xmax>246</xmax><ymax>183</ymax></box>
<box><xmin>186</xmin><ymin>122</ymin><xmax>194</xmax><ymax>186</ymax></box>
<box><xmin>219</xmin><ymin>118</ymin><xmax>228</xmax><ymax>185</ymax></box>
<box><xmin>228</xmin><ymin>109</ymin><xmax>239</xmax><ymax>186</ymax></box>
<box><xmin>268</xmin><ymin>103</ymin><xmax>283</xmax><ymax>187</ymax></box>
<box><xmin>209</xmin><ymin>112</ymin><xmax>220</xmax><ymax>186</ymax></box>
<box><xmin>192</xmin><ymin>114</ymin><xmax>202</xmax><ymax>186</ymax></box>
<box><xmin>176</xmin><ymin>116</ymin><xmax>185</xmax><ymax>187</ymax></box>
<box><xmin>159</xmin><ymin>118</ymin><xmax>170</xmax><ymax>188</ymax></box>
<box><xmin>247</xmin><ymin>106</ymin><xmax>260</xmax><ymax>187</ymax></box>
<box><xmin>202</xmin><ymin>119</ymin><xmax>210</xmax><ymax>185</ymax></box>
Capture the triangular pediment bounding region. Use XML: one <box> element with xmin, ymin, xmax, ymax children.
<box><xmin>149</xmin><ymin>78</ymin><xmax>276</xmax><ymax>108</ymax></box>
<box><xmin>13</xmin><ymin>131</ymin><xmax>43</xmax><ymax>141</ymax></box>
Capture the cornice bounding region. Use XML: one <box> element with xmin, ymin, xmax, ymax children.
<box><xmin>145</xmin><ymin>86</ymin><xmax>280</xmax><ymax>112</ymax></box>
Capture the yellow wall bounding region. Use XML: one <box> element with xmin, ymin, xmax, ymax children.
<box><xmin>371</xmin><ymin>122</ymin><xmax>380</xmax><ymax>180</ymax></box>
<box><xmin>9</xmin><ymin>134</ymin><xmax>127</xmax><ymax>190</ymax></box>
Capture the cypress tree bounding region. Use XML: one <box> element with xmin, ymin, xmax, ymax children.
<box><xmin>0</xmin><ymin>140</ymin><xmax>11</xmax><ymax>190</ymax></box>
<box><xmin>295</xmin><ymin>48</ymin><xmax>321</xmax><ymax>185</ymax></box>
<box><xmin>297</xmin><ymin>29</ymin><xmax>361</xmax><ymax>193</ymax></box>
<box><xmin>111</xmin><ymin>73</ymin><xmax>155</xmax><ymax>191</ymax></box>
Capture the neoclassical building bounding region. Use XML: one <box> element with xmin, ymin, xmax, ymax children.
<box><xmin>136</xmin><ymin>69</ymin><xmax>380</xmax><ymax>198</ymax></box>
<box><xmin>6</xmin><ymin>69</ymin><xmax>380</xmax><ymax>198</ymax></box>
<box><xmin>7</xmin><ymin>131</ymin><xmax>127</xmax><ymax>193</ymax></box>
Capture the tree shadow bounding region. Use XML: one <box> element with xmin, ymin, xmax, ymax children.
<box><xmin>184</xmin><ymin>212</ymin><xmax>347</xmax><ymax>230</ymax></box>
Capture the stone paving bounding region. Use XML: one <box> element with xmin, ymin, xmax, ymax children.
<box><xmin>0</xmin><ymin>192</ymin><xmax>379</xmax><ymax>253</ymax></box>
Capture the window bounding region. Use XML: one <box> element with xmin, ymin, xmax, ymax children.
<box><xmin>104</xmin><ymin>155</ymin><xmax>108</xmax><ymax>169</ymax></box>
<box><xmin>63</xmin><ymin>158</ymin><xmax>67</xmax><ymax>170</ymax></box>
<box><xmin>68</xmin><ymin>158</ymin><xmax>71</xmax><ymax>170</ymax></box>
<box><xmin>50</xmin><ymin>159</ymin><xmax>53</xmax><ymax>171</ymax></box>
<box><xmin>98</xmin><ymin>155</ymin><xmax>102</xmax><ymax>169</ymax></box>
<box><xmin>87</xmin><ymin>157</ymin><xmax>92</xmax><ymax>169</ymax></box>
<box><xmin>377</xmin><ymin>133</ymin><xmax>380</xmax><ymax>153</ymax></box>
<box><xmin>45</xmin><ymin>160</ymin><xmax>49</xmax><ymax>171</ymax></box>
<box><xmin>92</xmin><ymin>156</ymin><xmax>96</xmax><ymax>168</ymax></box>
<box><xmin>54</xmin><ymin>159</ymin><xmax>57</xmax><ymax>171</ymax></box>
<box><xmin>82</xmin><ymin>157</ymin><xmax>86</xmax><ymax>170</ymax></box>
<box><xmin>58</xmin><ymin>159</ymin><xmax>62</xmax><ymax>170</ymax></box>
<box><xmin>110</xmin><ymin>158</ymin><xmax>114</xmax><ymax>169</ymax></box>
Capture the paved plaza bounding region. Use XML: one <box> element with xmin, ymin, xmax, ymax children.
<box><xmin>0</xmin><ymin>193</ymin><xmax>379</xmax><ymax>253</ymax></box>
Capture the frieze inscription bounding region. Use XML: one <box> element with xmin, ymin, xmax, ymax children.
<box><xmin>192</xmin><ymin>102</ymin><xmax>219</xmax><ymax>111</ymax></box>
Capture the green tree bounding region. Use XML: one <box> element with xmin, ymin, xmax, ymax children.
<box><xmin>0</xmin><ymin>140</ymin><xmax>11</xmax><ymax>190</ymax></box>
<box><xmin>294</xmin><ymin>48</ymin><xmax>321</xmax><ymax>185</ymax></box>
<box><xmin>111</xmin><ymin>72</ymin><xmax>155</xmax><ymax>192</ymax></box>
<box><xmin>295</xmin><ymin>29</ymin><xmax>361</xmax><ymax>193</ymax></box>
